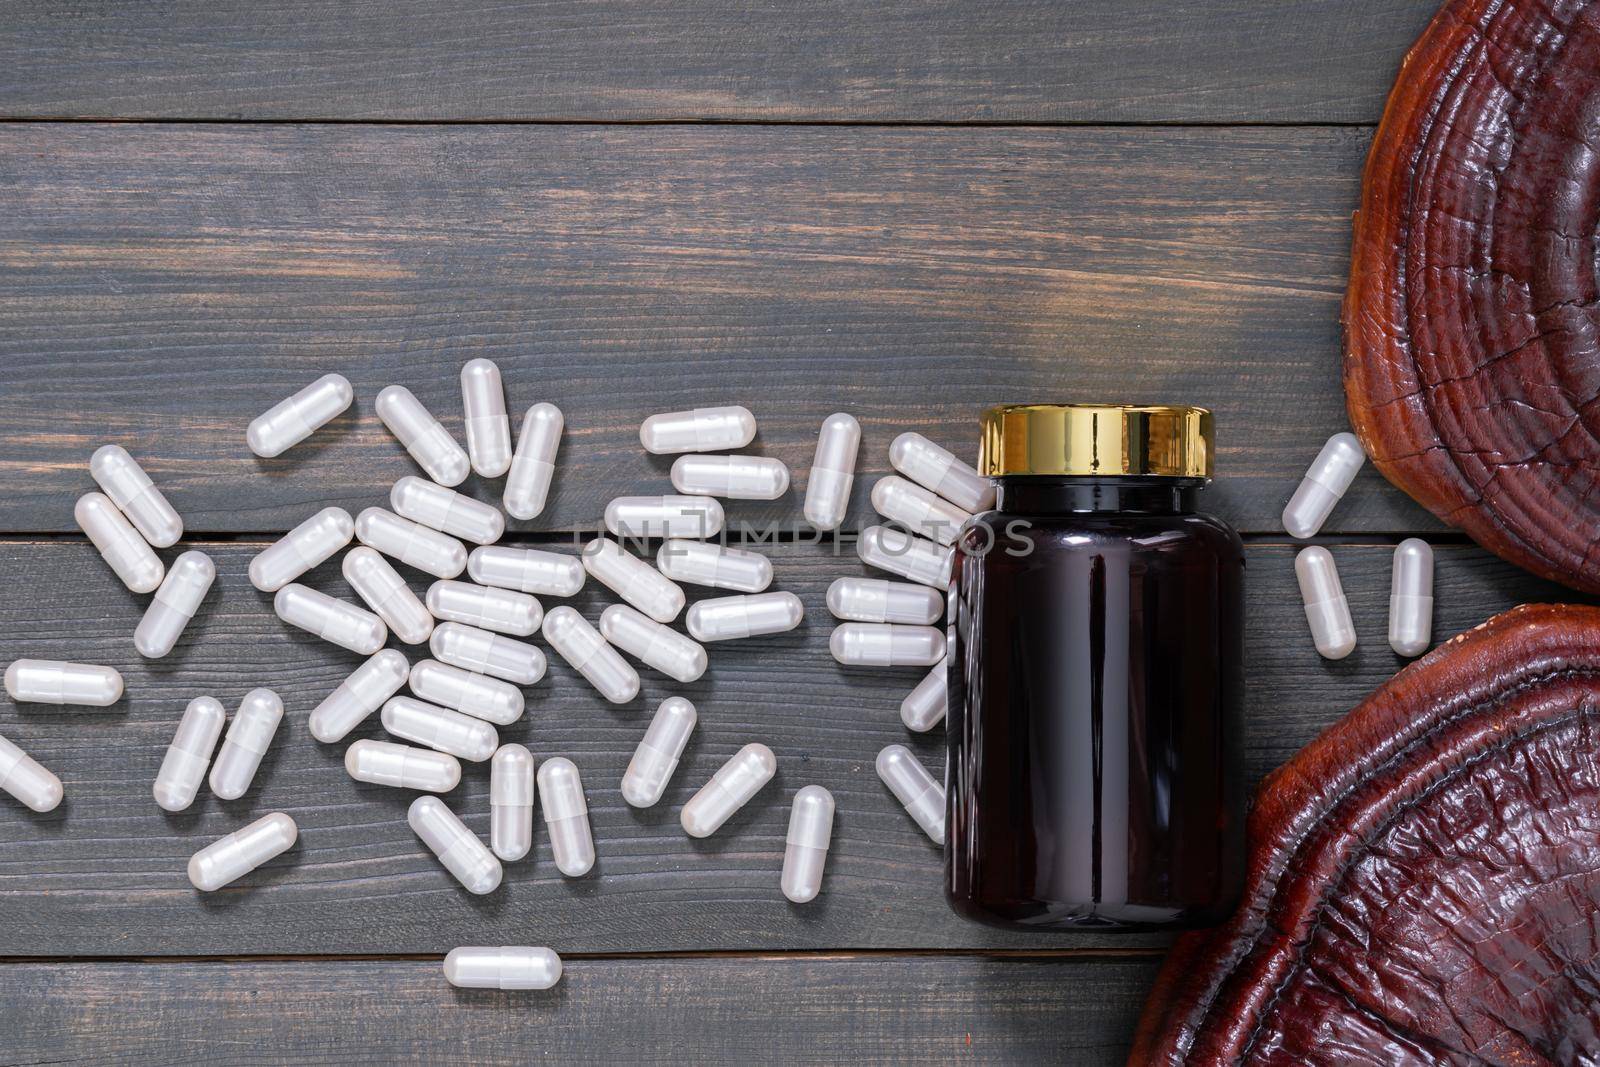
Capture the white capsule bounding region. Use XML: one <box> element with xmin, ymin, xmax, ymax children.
<box><xmin>782</xmin><ymin>785</ymin><xmax>835</xmax><ymax>904</ymax></box>
<box><xmin>4</xmin><ymin>659</ymin><xmax>123</xmax><ymax>706</ymax></box>
<box><xmin>188</xmin><ymin>812</ymin><xmax>298</xmax><ymax>891</ymax></box>
<box><xmin>460</xmin><ymin>359</ymin><xmax>512</xmax><ymax>478</ymax></box>
<box><xmin>355</xmin><ymin>508</ymin><xmax>468</xmax><ymax>580</ymax></box>
<box><xmin>889</xmin><ymin>432</ymin><xmax>994</xmax><ymax>513</ymax></box>
<box><xmin>249</xmin><ymin>507</ymin><xmax>355</xmax><ymax>592</ymax></box>
<box><xmin>857</xmin><ymin>525</ymin><xmax>954</xmax><ymax>589</ymax></box>
<box><xmin>208</xmin><ymin>689</ymin><xmax>284</xmax><ymax>801</ymax></box>
<box><xmin>901</xmin><ymin>661</ymin><xmax>947</xmax><ymax>732</ymax></box>
<box><xmin>670</xmin><ymin>454</ymin><xmax>790</xmax><ymax>500</ymax></box>
<box><xmin>89</xmin><ymin>445</ymin><xmax>183</xmax><ymax>547</ymax></box>
<box><xmin>830</xmin><ymin>623</ymin><xmax>945</xmax><ymax>667</ymax></box>
<box><xmin>345</xmin><ymin>739</ymin><xmax>461</xmax><ymax>792</ymax></box>
<box><xmin>604</xmin><ymin>495</ymin><xmax>725</xmax><ymax>540</ymax></box>
<box><xmin>375</xmin><ymin>385</ymin><xmax>470</xmax><ymax>487</ymax></box>
<box><xmin>490</xmin><ymin>744</ymin><xmax>536</xmax><ymax>862</ymax></box>
<box><xmin>871</xmin><ymin>475</ymin><xmax>971</xmax><ymax>546</ymax></box>
<box><xmin>134</xmin><ymin>550</ymin><xmax>216</xmax><ymax>659</ymax></box>
<box><xmin>1390</xmin><ymin>538</ymin><xmax>1435</xmax><ymax>658</ymax></box>
<box><xmin>408</xmin><ymin>659</ymin><xmax>524</xmax><ymax>726</ymax></box>
<box><xmin>468</xmin><ymin>545</ymin><xmax>585</xmax><ymax>597</ymax></box>
<box><xmin>274</xmin><ymin>583</ymin><xmax>388</xmax><ymax>655</ymax></box>
<box><xmin>620</xmin><ymin>696</ymin><xmax>698</xmax><ymax>808</ymax></box>
<box><xmin>247</xmin><ymin>373</ymin><xmax>353</xmax><ymax>458</ymax></box>
<box><xmin>1295</xmin><ymin>546</ymin><xmax>1356</xmax><ymax>660</ymax></box>
<box><xmin>0</xmin><ymin>732</ymin><xmax>63</xmax><ymax>812</ymax></box>
<box><xmin>75</xmin><ymin>491</ymin><xmax>163</xmax><ymax>593</ymax></box>
<box><xmin>409</xmin><ymin>795</ymin><xmax>502</xmax><ymax>895</ymax></box>
<box><xmin>655</xmin><ymin>539</ymin><xmax>771</xmax><ymax>592</ymax></box>
<box><xmin>804</xmin><ymin>412</ymin><xmax>860</xmax><ymax>532</ymax></box>
<box><xmin>504</xmin><ymin>403</ymin><xmax>564</xmax><ymax>520</ymax></box>
<box><xmin>582</xmin><ymin>537</ymin><xmax>685</xmax><ymax>623</ymax></box>
<box><xmin>541</xmin><ymin>606</ymin><xmax>639</xmax><ymax>704</ymax></box>
<box><xmin>381</xmin><ymin>695</ymin><xmax>498</xmax><ymax>762</ymax></box>
<box><xmin>877</xmin><ymin>744</ymin><xmax>944</xmax><ymax>843</ymax></box>
<box><xmin>599</xmin><ymin>604</ymin><xmax>708</xmax><ymax>684</ymax></box>
<box><xmin>826</xmin><ymin>577</ymin><xmax>943</xmax><ymax>624</ymax></box>
<box><xmin>444</xmin><ymin>946</ymin><xmax>562</xmax><ymax>991</ymax></box>
<box><xmin>536</xmin><ymin>757</ymin><xmax>595</xmax><ymax>877</ymax></box>
<box><xmin>153</xmin><ymin>695</ymin><xmax>226</xmax><ymax>811</ymax></box>
<box><xmin>308</xmin><ymin>649</ymin><xmax>411</xmax><ymax>743</ymax></box>
<box><xmin>685</xmin><ymin>592</ymin><xmax>804</xmax><ymax>642</ymax></box>
<box><xmin>342</xmin><ymin>547</ymin><xmax>433</xmax><ymax>645</ymax></box>
<box><xmin>390</xmin><ymin>476</ymin><xmax>504</xmax><ymax>546</ymax></box>
<box><xmin>681</xmin><ymin>742</ymin><xmax>776</xmax><ymax>838</ymax></box>
<box><xmin>430</xmin><ymin>622</ymin><xmax>546</xmax><ymax>686</ymax></box>
<box><xmin>1283</xmin><ymin>432</ymin><xmax>1367</xmax><ymax>538</ymax></box>
<box><xmin>639</xmin><ymin>405</ymin><xmax>756</xmax><ymax>455</ymax></box>
<box><xmin>426</xmin><ymin>580</ymin><xmax>541</xmax><ymax>636</ymax></box>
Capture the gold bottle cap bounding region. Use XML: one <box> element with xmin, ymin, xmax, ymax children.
<box><xmin>979</xmin><ymin>404</ymin><xmax>1212</xmax><ymax>479</ymax></box>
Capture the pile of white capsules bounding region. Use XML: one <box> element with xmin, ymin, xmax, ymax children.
<box><xmin>0</xmin><ymin>360</ymin><xmax>981</xmax><ymax>993</ymax></box>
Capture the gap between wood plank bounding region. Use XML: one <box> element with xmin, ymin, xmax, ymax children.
<box><xmin>0</xmin><ymin>946</ymin><xmax>1164</xmax><ymax>966</ymax></box>
<box><xmin>0</xmin><ymin>116</ymin><xmax>1380</xmax><ymax>130</ymax></box>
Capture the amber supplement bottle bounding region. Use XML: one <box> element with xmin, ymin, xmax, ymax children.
<box><xmin>946</xmin><ymin>404</ymin><xmax>1244</xmax><ymax>930</ymax></box>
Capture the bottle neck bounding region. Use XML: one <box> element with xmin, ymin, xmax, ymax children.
<box><xmin>994</xmin><ymin>476</ymin><xmax>1201</xmax><ymax>515</ymax></box>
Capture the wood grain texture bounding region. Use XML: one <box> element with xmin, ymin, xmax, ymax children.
<box><xmin>0</xmin><ymin>1</ymin><xmax>1438</xmax><ymax>123</ymax></box>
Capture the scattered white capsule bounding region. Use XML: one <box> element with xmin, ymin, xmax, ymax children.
<box><xmin>134</xmin><ymin>550</ymin><xmax>216</xmax><ymax>659</ymax></box>
<box><xmin>4</xmin><ymin>659</ymin><xmax>123</xmax><ymax>706</ymax></box>
<box><xmin>1283</xmin><ymin>432</ymin><xmax>1366</xmax><ymax>539</ymax></box>
<box><xmin>444</xmin><ymin>946</ymin><xmax>562</xmax><ymax>991</ymax></box>
<box><xmin>804</xmin><ymin>412</ymin><xmax>860</xmax><ymax>532</ymax></box>
<box><xmin>857</xmin><ymin>525</ymin><xmax>954</xmax><ymax>589</ymax></box>
<box><xmin>89</xmin><ymin>445</ymin><xmax>183</xmax><ymax>547</ymax></box>
<box><xmin>681</xmin><ymin>742</ymin><xmax>777</xmax><ymax>838</ymax></box>
<box><xmin>537</xmin><ymin>757</ymin><xmax>595</xmax><ymax>877</ymax></box>
<box><xmin>901</xmin><ymin>661</ymin><xmax>947</xmax><ymax>732</ymax></box>
<box><xmin>639</xmin><ymin>405</ymin><xmax>756</xmax><ymax>455</ymax></box>
<box><xmin>826</xmin><ymin>577</ymin><xmax>943</xmax><ymax>624</ymax></box>
<box><xmin>390</xmin><ymin>476</ymin><xmax>504</xmax><ymax>546</ymax></box>
<box><xmin>75</xmin><ymin>492</ymin><xmax>163</xmax><ymax>594</ymax></box>
<box><xmin>489</xmin><ymin>744</ymin><xmax>536</xmax><ymax>862</ymax></box>
<box><xmin>782</xmin><ymin>785</ymin><xmax>835</xmax><ymax>904</ymax></box>
<box><xmin>355</xmin><ymin>508</ymin><xmax>468</xmax><ymax>580</ymax></box>
<box><xmin>830</xmin><ymin>623</ymin><xmax>945</xmax><ymax>667</ymax></box>
<box><xmin>274</xmin><ymin>583</ymin><xmax>388</xmax><ymax>655</ymax></box>
<box><xmin>408</xmin><ymin>659</ymin><xmax>524</xmax><ymax>726</ymax></box>
<box><xmin>246</xmin><ymin>373</ymin><xmax>353</xmax><ymax>458</ymax></box>
<box><xmin>604</xmin><ymin>495</ymin><xmax>725</xmax><ymax>539</ymax></box>
<box><xmin>0</xmin><ymin>732</ymin><xmax>63</xmax><ymax>812</ymax></box>
<box><xmin>342</xmin><ymin>547</ymin><xmax>433</xmax><ymax>645</ymax></box>
<box><xmin>599</xmin><ymin>604</ymin><xmax>708</xmax><ymax>683</ymax></box>
<box><xmin>685</xmin><ymin>592</ymin><xmax>805</xmax><ymax>643</ymax></box>
<box><xmin>620</xmin><ymin>696</ymin><xmax>698</xmax><ymax>808</ymax></box>
<box><xmin>308</xmin><ymin>649</ymin><xmax>411</xmax><ymax>743</ymax></box>
<box><xmin>345</xmin><ymin>739</ymin><xmax>461</xmax><ymax>793</ymax></box>
<box><xmin>409</xmin><ymin>795</ymin><xmax>502</xmax><ymax>895</ymax></box>
<box><xmin>249</xmin><ymin>506</ymin><xmax>355</xmax><ymax>592</ymax></box>
<box><xmin>381</xmin><ymin>696</ymin><xmax>498</xmax><ymax>762</ymax></box>
<box><xmin>541</xmin><ymin>606</ymin><xmax>639</xmax><ymax>704</ymax></box>
<box><xmin>153</xmin><ymin>696</ymin><xmax>226</xmax><ymax>811</ymax></box>
<box><xmin>460</xmin><ymin>359</ymin><xmax>513</xmax><ymax>478</ymax></box>
<box><xmin>208</xmin><ymin>689</ymin><xmax>284</xmax><ymax>801</ymax></box>
<box><xmin>655</xmin><ymin>539</ymin><xmax>771</xmax><ymax>592</ymax></box>
<box><xmin>670</xmin><ymin>454</ymin><xmax>789</xmax><ymax>500</ymax></box>
<box><xmin>871</xmin><ymin>475</ymin><xmax>971</xmax><ymax>546</ymax></box>
<box><xmin>375</xmin><ymin>385</ymin><xmax>470</xmax><ymax>487</ymax></box>
<box><xmin>1390</xmin><ymin>538</ymin><xmax>1435</xmax><ymax>658</ymax></box>
<box><xmin>188</xmin><ymin>812</ymin><xmax>298</xmax><ymax>891</ymax></box>
<box><xmin>426</xmin><ymin>580</ymin><xmax>541</xmax><ymax>636</ymax></box>
<box><xmin>504</xmin><ymin>403</ymin><xmax>564</xmax><ymax>520</ymax></box>
<box><xmin>889</xmin><ymin>432</ymin><xmax>995</xmax><ymax>513</ymax></box>
<box><xmin>468</xmin><ymin>545</ymin><xmax>585</xmax><ymax>597</ymax></box>
<box><xmin>582</xmin><ymin>537</ymin><xmax>685</xmax><ymax>623</ymax></box>
<box><xmin>430</xmin><ymin>622</ymin><xmax>546</xmax><ymax>685</ymax></box>
<box><xmin>1295</xmin><ymin>546</ymin><xmax>1356</xmax><ymax>660</ymax></box>
<box><xmin>877</xmin><ymin>744</ymin><xmax>944</xmax><ymax>843</ymax></box>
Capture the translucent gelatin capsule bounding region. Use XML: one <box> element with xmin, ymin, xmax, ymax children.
<box><xmin>604</xmin><ymin>495</ymin><xmax>725</xmax><ymax>540</ymax></box>
<box><xmin>489</xmin><ymin>744</ymin><xmax>535</xmax><ymax>862</ymax></box>
<box><xmin>355</xmin><ymin>508</ymin><xmax>467</xmax><ymax>580</ymax></box>
<box><xmin>826</xmin><ymin>577</ymin><xmax>943</xmax><ymax>624</ymax></box>
<box><xmin>804</xmin><ymin>412</ymin><xmax>860</xmax><ymax>532</ymax></box>
<box><xmin>620</xmin><ymin>696</ymin><xmax>697</xmax><ymax>808</ymax></box>
<box><xmin>247</xmin><ymin>373</ymin><xmax>353</xmax><ymax>458</ymax></box>
<box><xmin>857</xmin><ymin>525</ymin><xmax>954</xmax><ymax>589</ymax></box>
<box><xmin>249</xmin><ymin>506</ymin><xmax>355</xmax><ymax>592</ymax></box>
<box><xmin>343</xmin><ymin>547</ymin><xmax>433</xmax><ymax>645</ymax></box>
<box><xmin>541</xmin><ymin>607</ymin><xmax>639</xmax><ymax>704</ymax></box>
<box><xmin>1390</xmin><ymin>538</ymin><xmax>1435</xmax><ymax>658</ymax></box>
<box><xmin>390</xmin><ymin>476</ymin><xmax>504</xmax><ymax>546</ymax></box>
<box><xmin>1283</xmin><ymin>432</ymin><xmax>1366</xmax><ymax>539</ymax></box>
<box><xmin>877</xmin><ymin>744</ymin><xmax>944</xmax><ymax>843</ymax></box>
<box><xmin>209</xmin><ymin>688</ymin><xmax>284</xmax><ymax>800</ymax></box>
<box><xmin>409</xmin><ymin>795</ymin><xmax>502</xmax><ymax>895</ymax></box>
<box><xmin>408</xmin><ymin>659</ymin><xmax>524</xmax><ymax>726</ymax></box>
<box><xmin>345</xmin><ymin>739</ymin><xmax>461</xmax><ymax>793</ymax></box>
<box><xmin>830</xmin><ymin>623</ymin><xmax>945</xmax><ymax>667</ymax></box>
<box><xmin>871</xmin><ymin>475</ymin><xmax>971</xmax><ymax>546</ymax></box>
<box><xmin>468</xmin><ymin>545</ymin><xmax>585</xmax><ymax>597</ymax></box>
<box><xmin>430</xmin><ymin>622</ymin><xmax>546</xmax><ymax>686</ymax></box>
<box><xmin>599</xmin><ymin>604</ymin><xmax>707</xmax><ymax>684</ymax></box>
<box><xmin>135</xmin><ymin>550</ymin><xmax>216</xmax><ymax>658</ymax></box>
<box><xmin>89</xmin><ymin>445</ymin><xmax>183</xmax><ymax>547</ymax></box>
<box><xmin>889</xmin><ymin>432</ymin><xmax>994</xmax><ymax>513</ymax></box>
<box><xmin>670</xmin><ymin>454</ymin><xmax>789</xmax><ymax>500</ymax></box>
<box><xmin>504</xmin><ymin>403</ymin><xmax>563</xmax><ymax>520</ymax></box>
<box><xmin>426</xmin><ymin>580</ymin><xmax>541</xmax><ymax>636</ymax></box>
<box><xmin>75</xmin><ymin>492</ymin><xmax>163</xmax><ymax>593</ymax></box>
<box><xmin>681</xmin><ymin>742</ymin><xmax>777</xmax><ymax>838</ymax></box>
<box><xmin>153</xmin><ymin>695</ymin><xmax>226</xmax><ymax>811</ymax></box>
<box><xmin>274</xmin><ymin>583</ymin><xmax>388</xmax><ymax>655</ymax></box>
<box><xmin>188</xmin><ymin>812</ymin><xmax>298</xmax><ymax>891</ymax></box>
<box><xmin>782</xmin><ymin>785</ymin><xmax>835</xmax><ymax>903</ymax></box>
<box><xmin>639</xmin><ymin>405</ymin><xmax>756</xmax><ymax>455</ymax></box>
<box><xmin>460</xmin><ymin>359</ymin><xmax>512</xmax><ymax>478</ymax></box>
<box><xmin>900</xmin><ymin>661</ymin><xmax>947</xmax><ymax>732</ymax></box>
<box><xmin>444</xmin><ymin>946</ymin><xmax>562</xmax><ymax>991</ymax></box>
<box><xmin>0</xmin><ymin>732</ymin><xmax>64</xmax><ymax>812</ymax></box>
<box><xmin>1295</xmin><ymin>546</ymin><xmax>1356</xmax><ymax>660</ymax></box>
<box><xmin>308</xmin><ymin>649</ymin><xmax>410</xmax><ymax>743</ymax></box>
<box><xmin>655</xmin><ymin>539</ymin><xmax>771</xmax><ymax>593</ymax></box>
<box><xmin>375</xmin><ymin>385</ymin><xmax>470</xmax><ymax>487</ymax></box>
<box><xmin>4</xmin><ymin>659</ymin><xmax>123</xmax><ymax>706</ymax></box>
<box><xmin>381</xmin><ymin>696</ymin><xmax>498</xmax><ymax>762</ymax></box>
<box><xmin>537</xmin><ymin>757</ymin><xmax>594</xmax><ymax>876</ymax></box>
<box><xmin>582</xmin><ymin>537</ymin><xmax>685</xmax><ymax>623</ymax></box>
<box><xmin>685</xmin><ymin>592</ymin><xmax>804</xmax><ymax>642</ymax></box>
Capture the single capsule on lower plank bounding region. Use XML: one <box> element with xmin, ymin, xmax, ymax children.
<box><xmin>408</xmin><ymin>795</ymin><xmax>502</xmax><ymax>895</ymax></box>
<box><xmin>877</xmin><ymin>744</ymin><xmax>944</xmax><ymax>843</ymax></box>
<box><xmin>345</xmin><ymin>739</ymin><xmax>461</xmax><ymax>793</ymax></box>
<box><xmin>536</xmin><ymin>757</ymin><xmax>594</xmax><ymax>876</ymax></box>
<box><xmin>136</xmin><ymin>550</ymin><xmax>216</xmax><ymax>658</ymax></box>
<box><xmin>830</xmin><ymin>623</ymin><xmax>945</xmax><ymax>667</ymax></box>
<box><xmin>826</xmin><ymin>577</ymin><xmax>943</xmax><ymax>625</ymax></box>
<box><xmin>490</xmin><ymin>744</ymin><xmax>535</xmax><ymax>862</ymax></box>
<box><xmin>504</xmin><ymin>403</ymin><xmax>563</xmax><ymax>520</ymax></box>
<box><xmin>247</xmin><ymin>373</ymin><xmax>352</xmax><ymax>458</ymax></box>
<box><xmin>468</xmin><ymin>545</ymin><xmax>585</xmax><ymax>597</ymax></box>
<box><xmin>153</xmin><ymin>695</ymin><xmax>226</xmax><ymax>811</ymax></box>
<box><xmin>375</xmin><ymin>385</ymin><xmax>470</xmax><ymax>487</ymax></box>
<box><xmin>342</xmin><ymin>547</ymin><xmax>433</xmax><ymax>645</ymax></box>
<box><xmin>249</xmin><ymin>506</ymin><xmax>355</xmax><ymax>592</ymax></box>
<box><xmin>356</xmin><ymin>508</ymin><xmax>467</xmax><ymax>580</ymax></box>
<box><xmin>639</xmin><ymin>405</ymin><xmax>756</xmax><ymax>454</ymax></box>
<box><xmin>89</xmin><ymin>445</ymin><xmax>183</xmax><ymax>547</ymax></box>
<box><xmin>681</xmin><ymin>743</ymin><xmax>777</xmax><ymax>838</ymax></box>
<box><xmin>1295</xmin><ymin>546</ymin><xmax>1356</xmax><ymax>660</ymax></box>
<box><xmin>209</xmin><ymin>688</ymin><xmax>284</xmax><ymax>800</ymax></box>
<box><xmin>1283</xmin><ymin>432</ymin><xmax>1366</xmax><ymax>539</ymax></box>
<box><xmin>444</xmin><ymin>946</ymin><xmax>562</xmax><ymax>991</ymax></box>
<box><xmin>390</xmin><ymin>476</ymin><xmax>504</xmax><ymax>546</ymax></box>
<box><xmin>604</xmin><ymin>495</ymin><xmax>725</xmax><ymax>539</ymax></box>
<box><xmin>1390</xmin><ymin>538</ymin><xmax>1435</xmax><ymax>658</ymax></box>
<box><xmin>670</xmin><ymin>454</ymin><xmax>789</xmax><ymax>500</ymax></box>
<box><xmin>430</xmin><ymin>622</ymin><xmax>546</xmax><ymax>686</ymax></box>
<box><xmin>0</xmin><ymin>732</ymin><xmax>64</xmax><ymax>812</ymax></box>
<box><xmin>308</xmin><ymin>650</ymin><xmax>410</xmax><ymax>743</ymax></box>
<box><xmin>5</xmin><ymin>659</ymin><xmax>123</xmax><ymax>706</ymax></box>
<box><xmin>621</xmin><ymin>696</ymin><xmax>697</xmax><ymax>808</ymax></box>
<box><xmin>408</xmin><ymin>659</ymin><xmax>524</xmax><ymax>726</ymax></box>
<box><xmin>460</xmin><ymin>359</ymin><xmax>513</xmax><ymax>479</ymax></box>
<box><xmin>598</xmin><ymin>605</ymin><xmax>707</xmax><ymax>683</ymax></box>
<box><xmin>188</xmin><ymin>812</ymin><xmax>298</xmax><ymax>891</ymax></box>
<box><xmin>803</xmin><ymin>412</ymin><xmax>860</xmax><ymax>532</ymax></box>
<box><xmin>274</xmin><ymin>584</ymin><xmax>387</xmax><ymax>655</ymax></box>
<box><xmin>857</xmin><ymin>525</ymin><xmax>954</xmax><ymax>589</ymax></box>
<box><xmin>542</xmin><ymin>606</ymin><xmax>640</xmax><ymax>704</ymax></box>
<box><xmin>889</xmin><ymin>431</ymin><xmax>994</xmax><ymax>513</ymax></box>
<box><xmin>871</xmin><ymin>475</ymin><xmax>971</xmax><ymax>546</ymax></box>
<box><xmin>582</xmin><ymin>537</ymin><xmax>685</xmax><ymax>623</ymax></box>
<box><xmin>782</xmin><ymin>785</ymin><xmax>835</xmax><ymax>904</ymax></box>
<box><xmin>685</xmin><ymin>592</ymin><xmax>803</xmax><ymax>643</ymax></box>
<box><xmin>426</xmin><ymin>580</ymin><xmax>542</xmax><ymax>636</ymax></box>
<box><xmin>901</xmin><ymin>661</ymin><xmax>947</xmax><ymax>733</ymax></box>
<box><xmin>381</xmin><ymin>696</ymin><xmax>498</xmax><ymax>762</ymax></box>
<box><xmin>75</xmin><ymin>492</ymin><xmax>163</xmax><ymax>593</ymax></box>
<box><xmin>655</xmin><ymin>539</ymin><xmax>771</xmax><ymax>592</ymax></box>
